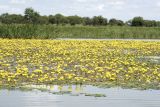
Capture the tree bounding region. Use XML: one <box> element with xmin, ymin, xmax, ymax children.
<box><xmin>49</xmin><ymin>15</ymin><xmax>56</xmax><ymax>24</ymax></box>
<box><xmin>24</xmin><ymin>8</ymin><xmax>40</xmax><ymax>24</ymax></box>
<box><xmin>49</xmin><ymin>14</ymin><xmax>68</xmax><ymax>25</ymax></box>
<box><xmin>144</xmin><ymin>20</ymin><xmax>157</xmax><ymax>27</ymax></box>
<box><xmin>156</xmin><ymin>21</ymin><xmax>160</xmax><ymax>27</ymax></box>
<box><xmin>131</xmin><ymin>17</ymin><xmax>144</xmax><ymax>26</ymax></box>
<box><xmin>125</xmin><ymin>20</ymin><xmax>132</xmax><ymax>26</ymax></box>
<box><xmin>0</xmin><ymin>13</ymin><xmax>10</xmax><ymax>24</ymax></box>
<box><xmin>109</xmin><ymin>18</ymin><xmax>117</xmax><ymax>26</ymax></box>
<box><xmin>38</xmin><ymin>16</ymin><xmax>49</xmax><ymax>24</ymax></box>
<box><xmin>92</xmin><ymin>16</ymin><xmax>107</xmax><ymax>26</ymax></box>
<box><xmin>83</xmin><ymin>17</ymin><xmax>92</xmax><ymax>25</ymax></box>
<box><xmin>0</xmin><ymin>13</ymin><xmax>24</xmax><ymax>24</ymax></box>
<box><xmin>67</xmin><ymin>15</ymin><xmax>83</xmax><ymax>26</ymax></box>
<box><xmin>54</xmin><ymin>14</ymin><xmax>68</xmax><ymax>25</ymax></box>
<box><xmin>109</xmin><ymin>18</ymin><xmax>124</xmax><ymax>26</ymax></box>
<box><xmin>117</xmin><ymin>20</ymin><xmax>124</xmax><ymax>26</ymax></box>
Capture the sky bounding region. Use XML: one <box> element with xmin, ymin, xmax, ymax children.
<box><xmin>0</xmin><ymin>0</ymin><xmax>160</xmax><ymax>21</ymax></box>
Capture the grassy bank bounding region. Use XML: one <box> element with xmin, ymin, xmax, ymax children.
<box><xmin>0</xmin><ymin>24</ymin><xmax>160</xmax><ymax>39</ymax></box>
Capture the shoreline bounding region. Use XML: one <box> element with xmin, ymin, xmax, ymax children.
<box><xmin>56</xmin><ymin>38</ymin><xmax>160</xmax><ymax>41</ymax></box>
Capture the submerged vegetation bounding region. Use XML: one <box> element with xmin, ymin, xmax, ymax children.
<box><xmin>0</xmin><ymin>39</ymin><xmax>160</xmax><ymax>89</ymax></box>
<box><xmin>0</xmin><ymin>84</ymin><xmax>107</xmax><ymax>97</ymax></box>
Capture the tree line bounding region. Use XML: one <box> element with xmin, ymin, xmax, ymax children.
<box><xmin>0</xmin><ymin>8</ymin><xmax>160</xmax><ymax>27</ymax></box>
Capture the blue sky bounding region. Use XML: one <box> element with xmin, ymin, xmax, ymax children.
<box><xmin>0</xmin><ymin>0</ymin><xmax>160</xmax><ymax>21</ymax></box>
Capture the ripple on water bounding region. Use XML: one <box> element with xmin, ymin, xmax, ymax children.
<box><xmin>0</xmin><ymin>85</ymin><xmax>160</xmax><ymax>107</ymax></box>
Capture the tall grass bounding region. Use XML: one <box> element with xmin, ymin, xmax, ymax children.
<box><xmin>0</xmin><ymin>24</ymin><xmax>160</xmax><ymax>39</ymax></box>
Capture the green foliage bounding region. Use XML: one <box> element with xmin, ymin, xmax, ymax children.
<box><xmin>131</xmin><ymin>17</ymin><xmax>144</xmax><ymax>26</ymax></box>
<box><xmin>144</xmin><ymin>20</ymin><xmax>157</xmax><ymax>27</ymax></box>
<box><xmin>49</xmin><ymin>14</ymin><xmax>68</xmax><ymax>25</ymax></box>
<box><xmin>92</xmin><ymin>16</ymin><xmax>108</xmax><ymax>26</ymax></box>
<box><xmin>24</xmin><ymin>8</ymin><xmax>40</xmax><ymax>24</ymax></box>
<box><xmin>0</xmin><ymin>24</ymin><xmax>38</xmax><ymax>39</ymax></box>
<box><xmin>83</xmin><ymin>17</ymin><xmax>92</xmax><ymax>25</ymax></box>
<box><xmin>109</xmin><ymin>18</ymin><xmax>124</xmax><ymax>26</ymax></box>
<box><xmin>0</xmin><ymin>7</ymin><xmax>160</xmax><ymax>27</ymax></box>
<box><xmin>0</xmin><ymin>13</ymin><xmax>24</xmax><ymax>24</ymax></box>
<box><xmin>0</xmin><ymin>25</ymin><xmax>160</xmax><ymax>39</ymax></box>
<box><xmin>38</xmin><ymin>16</ymin><xmax>49</xmax><ymax>24</ymax></box>
<box><xmin>56</xmin><ymin>14</ymin><xmax>68</xmax><ymax>25</ymax></box>
<box><xmin>67</xmin><ymin>15</ymin><xmax>83</xmax><ymax>26</ymax></box>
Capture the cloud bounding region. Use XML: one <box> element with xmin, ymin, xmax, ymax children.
<box><xmin>97</xmin><ymin>4</ymin><xmax>104</xmax><ymax>11</ymax></box>
<box><xmin>76</xmin><ymin>0</ymin><xmax>98</xmax><ymax>2</ymax></box>
<box><xmin>10</xmin><ymin>8</ymin><xmax>23</xmax><ymax>13</ymax></box>
<box><xmin>156</xmin><ymin>1</ymin><xmax>160</xmax><ymax>7</ymax></box>
<box><xmin>10</xmin><ymin>0</ymin><xmax>33</xmax><ymax>4</ymax></box>
<box><xmin>0</xmin><ymin>5</ymin><xmax>9</xmax><ymax>10</ymax></box>
<box><xmin>0</xmin><ymin>5</ymin><xmax>23</xmax><ymax>14</ymax></box>
<box><xmin>10</xmin><ymin>0</ymin><xmax>26</xmax><ymax>4</ymax></box>
<box><xmin>0</xmin><ymin>0</ymin><xmax>159</xmax><ymax>21</ymax></box>
<box><xmin>109</xmin><ymin>1</ymin><xmax>125</xmax><ymax>6</ymax></box>
<box><xmin>76</xmin><ymin>0</ymin><xmax>87</xmax><ymax>3</ymax></box>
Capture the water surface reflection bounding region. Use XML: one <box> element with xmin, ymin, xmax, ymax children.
<box><xmin>0</xmin><ymin>85</ymin><xmax>160</xmax><ymax>107</ymax></box>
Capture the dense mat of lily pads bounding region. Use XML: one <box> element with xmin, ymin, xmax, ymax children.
<box><xmin>0</xmin><ymin>39</ymin><xmax>160</xmax><ymax>89</ymax></box>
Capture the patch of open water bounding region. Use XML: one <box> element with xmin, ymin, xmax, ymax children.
<box><xmin>0</xmin><ymin>85</ymin><xmax>160</xmax><ymax>107</ymax></box>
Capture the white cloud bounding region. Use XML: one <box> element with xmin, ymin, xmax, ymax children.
<box><xmin>10</xmin><ymin>0</ymin><xmax>33</xmax><ymax>4</ymax></box>
<box><xmin>10</xmin><ymin>0</ymin><xmax>26</xmax><ymax>4</ymax></box>
<box><xmin>76</xmin><ymin>0</ymin><xmax>87</xmax><ymax>3</ymax></box>
<box><xmin>0</xmin><ymin>5</ymin><xmax>23</xmax><ymax>14</ymax></box>
<box><xmin>10</xmin><ymin>8</ymin><xmax>23</xmax><ymax>13</ymax></box>
<box><xmin>97</xmin><ymin>4</ymin><xmax>104</xmax><ymax>11</ymax></box>
<box><xmin>0</xmin><ymin>5</ymin><xmax>9</xmax><ymax>10</ymax></box>
<box><xmin>156</xmin><ymin>2</ymin><xmax>160</xmax><ymax>7</ymax></box>
<box><xmin>109</xmin><ymin>1</ymin><xmax>125</xmax><ymax>6</ymax></box>
<box><xmin>0</xmin><ymin>0</ymin><xmax>159</xmax><ymax>21</ymax></box>
<box><xmin>76</xmin><ymin>0</ymin><xmax>98</xmax><ymax>2</ymax></box>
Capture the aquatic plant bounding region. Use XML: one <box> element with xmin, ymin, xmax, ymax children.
<box><xmin>0</xmin><ymin>39</ymin><xmax>160</xmax><ymax>89</ymax></box>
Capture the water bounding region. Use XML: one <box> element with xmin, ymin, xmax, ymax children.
<box><xmin>0</xmin><ymin>85</ymin><xmax>160</xmax><ymax>107</ymax></box>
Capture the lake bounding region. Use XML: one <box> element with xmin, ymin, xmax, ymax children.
<box><xmin>0</xmin><ymin>85</ymin><xmax>160</xmax><ymax>107</ymax></box>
